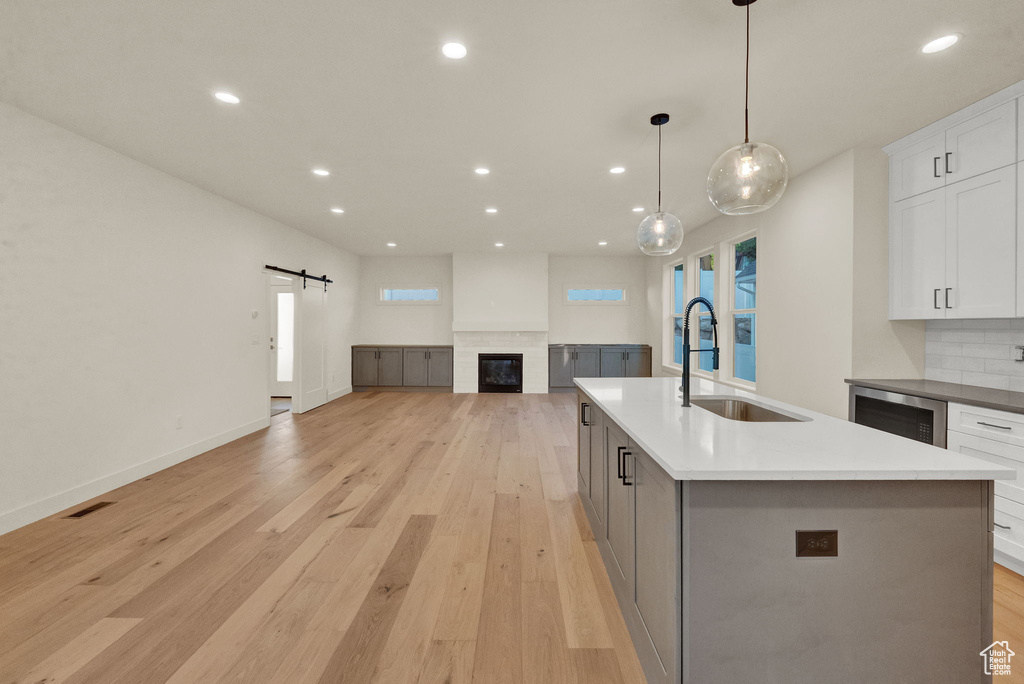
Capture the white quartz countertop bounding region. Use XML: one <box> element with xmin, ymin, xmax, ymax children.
<box><xmin>575</xmin><ymin>377</ymin><xmax>1015</xmax><ymax>481</ymax></box>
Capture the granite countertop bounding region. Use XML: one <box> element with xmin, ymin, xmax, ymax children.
<box><xmin>575</xmin><ymin>377</ymin><xmax>1014</xmax><ymax>482</ymax></box>
<box><xmin>845</xmin><ymin>378</ymin><xmax>1024</xmax><ymax>416</ymax></box>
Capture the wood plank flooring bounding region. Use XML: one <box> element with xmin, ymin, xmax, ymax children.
<box><xmin>2</xmin><ymin>391</ymin><xmax>1023</xmax><ymax>683</ymax></box>
<box><xmin>0</xmin><ymin>392</ymin><xmax>646</xmax><ymax>683</ymax></box>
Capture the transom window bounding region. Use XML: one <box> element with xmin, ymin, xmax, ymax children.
<box><xmin>379</xmin><ymin>287</ymin><xmax>439</xmax><ymax>302</ymax></box>
<box><xmin>566</xmin><ymin>286</ymin><xmax>626</xmax><ymax>304</ymax></box>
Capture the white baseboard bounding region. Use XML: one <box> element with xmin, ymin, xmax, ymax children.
<box><xmin>327</xmin><ymin>385</ymin><xmax>353</xmax><ymax>402</ymax></box>
<box><xmin>996</xmin><ymin>550</ymin><xmax>1024</xmax><ymax>578</ymax></box>
<box><xmin>0</xmin><ymin>416</ymin><xmax>270</xmax><ymax>536</ymax></box>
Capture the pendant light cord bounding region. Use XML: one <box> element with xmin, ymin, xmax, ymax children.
<box><xmin>657</xmin><ymin>124</ymin><xmax>662</xmax><ymax>212</ymax></box>
<box><xmin>744</xmin><ymin>2</ymin><xmax>750</xmax><ymax>144</ymax></box>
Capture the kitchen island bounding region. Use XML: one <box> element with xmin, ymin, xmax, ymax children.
<box><xmin>575</xmin><ymin>376</ymin><xmax>1014</xmax><ymax>684</ymax></box>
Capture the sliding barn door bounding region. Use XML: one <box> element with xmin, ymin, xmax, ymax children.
<box><xmin>292</xmin><ymin>279</ymin><xmax>328</xmax><ymax>413</ymax></box>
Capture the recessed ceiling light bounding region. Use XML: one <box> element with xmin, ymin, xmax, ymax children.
<box><xmin>442</xmin><ymin>42</ymin><xmax>467</xmax><ymax>59</ymax></box>
<box><xmin>475</xmin><ymin>167</ymin><xmax>490</xmax><ymax>175</ymax></box>
<box><xmin>485</xmin><ymin>208</ymin><xmax>498</xmax><ymax>213</ymax></box>
<box><xmin>330</xmin><ymin>207</ymin><xmax>344</xmax><ymax>214</ymax></box>
<box><xmin>598</xmin><ymin>241</ymin><xmax>608</xmax><ymax>246</ymax></box>
<box><xmin>495</xmin><ymin>242</ymin><xmax>504</xmax><ymax>247</ymax></box>
<box><xmin>632</xmin><ymin>207</ymin><xmax>644</xmax><ymax>212</ymax></box>
<box><xmin>610</xmin><ymin>167</ymin><xmax>625</xmax><ymax>174</ymax></box>
<box><xmin>386</xmin><ymin>242</ymin><xmax>397</xmax><ymax>247</ymax></box>
<box><xmin>922</xmin><ymin>34</ymin><xmax>960</xmax><ymax>53</ymax></box>
<box><xmin>312</xmin><ymin>168</ymin><xmax>330</xmax><ymax>177</ymax></box>
<box><xmin>213</xmin><ymin>91</ymin><xmax>240</xmax><ymax>104</ymax></box>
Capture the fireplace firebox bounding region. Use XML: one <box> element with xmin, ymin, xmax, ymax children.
<box><xmin>478</xmin><ymin>353</ymin><xmax>523</xmax><ymax>393</ymax></box>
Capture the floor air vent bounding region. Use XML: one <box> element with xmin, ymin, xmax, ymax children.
<box><xmin>65</xmin><ymin>501</ymin><xmax>115</xmax><ymax>518</ymax></box>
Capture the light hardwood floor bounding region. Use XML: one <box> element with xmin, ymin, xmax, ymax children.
<box><xmin>0</xmin><ymin>392</ymin><xmax>646</xmax><ymax>683</ymax></box>
<box><xmin>1</xmin><ymin>391</ymin><xmax>1023</xmax><ymax>683</ymax></box>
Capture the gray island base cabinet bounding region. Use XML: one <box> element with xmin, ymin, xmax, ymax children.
<box><xmin>576</xmin><ymin>388</ymin><xmax>995</xmax><ymax>684</ymax></box>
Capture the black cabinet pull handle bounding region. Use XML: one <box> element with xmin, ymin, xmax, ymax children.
<box><xmin>977</xmin><ymin>421</ymin><xmax>1012</xmax><ymax>430</ymax></box>
<box><xmin>934</xmin><ymin>289</ymin><xmax>940</xmax><ymax>309</ymax></box>
<box><xmin>622</xmin><ymin>450</ymin><xmax>633</xmax><ymax>486</ymax></box>
<box><xmin>945</xmin><ymin>287</ymin><xmax>952</xmax><ymax>309</ymax></box>
<box><xmin>995</xmin><ymin>522</ymin><xmax>1012</xmax><ymax>530</ymax></box>
<box><xmin>933</xmin><ymin>156</ymin><xmax>941</xmax><ymax>178</ymax></box>
<box><xmin>617</xmin><ymin>446</ymin><xmax>625</xmax><ymax>480</ymax></box>
<box><xmin>581</xmin><ymin>402</ymin><xmax>590</xmax><ymax>426</ymax></box>
<box><xmin>945</xmin><ymin>151</ymin><xmax>953</xmax><ymax>174</ymax></box>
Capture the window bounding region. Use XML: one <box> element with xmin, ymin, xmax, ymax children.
<box><xmin>697</xmin><ymin>253</ymin><xmax>715</xmax><ymax>372</ymax></box>
<box><xmin>664</xmin><ymin>234</ymin><xmax>757</xmax><ymax>388</ymax></box>
<box><xmin>565</xmin><ymin>286</ymin><xmax>626</xmax><ymax>304</ymax></box>
<box><xmin>732</xmin><ymin>237</ymin><xmax>757</xmax><ymax>383</ymax></box>
<box><xmin>379</xmin><ymin>287</ymin><xmax>439</xmax><ymax>303</ymax></box>
<box><xmin>671</xmin><ymin>264</ymin><xmax>685</xmax><ymax>364</ymax></box>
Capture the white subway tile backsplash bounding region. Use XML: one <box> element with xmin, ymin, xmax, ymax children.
<box><xmin>941</xmin><ymin>330</ymin><xmax>985</xmax><ymax>344</ymax></box>
<box><xmin>960</xmin><ymin>371</ymin><xmax>1010</xmax><ymax>390</ymax></box>
<box><xmin>961</xmin><ymin>343</ymin><xmax>1010</xmax><ymax>359</ymax></box>
<box><xmin>925</xmin><ymin>367</ymin><xmax>962</xmax><ymax>383</ymax></box>
<box><xmin>926</xmin><ymin>319</ymin><xmax>1024</xmax><ymax>391</ymax></box>
<box><xmin>941</xmin><ymin>356</ymin><xmax>986</xmax><ymax>372</ymax></box>
<box><xmin>928</xmin><ymin>341</ymin><xmax>963</xmax><ymax>356</ymax></box>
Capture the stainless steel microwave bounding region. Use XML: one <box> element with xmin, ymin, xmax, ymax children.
<box><xmin>848</xmin><ymin>385</ymin><xmax>947</xmax><ymax>448</ymax></box>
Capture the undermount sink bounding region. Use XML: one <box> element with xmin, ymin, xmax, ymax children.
<box><xmin>690</xmin><ymin>397</ymin><xmax>805</xmax><ymax>423</ymax></box>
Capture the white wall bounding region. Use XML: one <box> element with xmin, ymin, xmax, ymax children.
<box><xmin>452</xmin><ymin>252</ymin><xmax>548</xmax><ymax>331</ymax></box>
<box><xmin>646</xmin><ymin>149</ymin><xmax>924</xmax><ymax>418</ymax></box>
<box><xmin>356</xmin><ymin>255</ymin><xmax>453</xmax><ymax>345</ymax></box>
<box><xmin>0</xmin><ymin>102</ymin><xmax>359</xmax><ymax>534</ymax></box>
<box><xmin>548</xmin><ymin>256</ymin><xmax>648</xmax><ymax>344</ymax></box>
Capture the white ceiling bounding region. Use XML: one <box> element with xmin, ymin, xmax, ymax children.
<box><xmin>1</xmin><ymin>0</ymin><xmax>1022</xmax><ymax>256</ymax></box>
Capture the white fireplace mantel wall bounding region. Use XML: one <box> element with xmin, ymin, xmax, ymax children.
<box><xmin>454</xmin><ymin>331</ymin><xmax>549</xmax><ymax>393</ymax></box>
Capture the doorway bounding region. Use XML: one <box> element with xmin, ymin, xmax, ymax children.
<box><xmin>268</xmin><ymin>276</ymin><xmax>295</xmax><ymax>415</ymax></box>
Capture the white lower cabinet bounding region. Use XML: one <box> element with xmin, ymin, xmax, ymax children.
<box><xmin>948</xmin><ymin>401</ymin><xmax>1024</xmax><ymax>572</ymax></box>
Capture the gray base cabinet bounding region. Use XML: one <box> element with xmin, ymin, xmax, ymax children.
<box><xmin>353</xmin><ymin>346</ymin><xmax>452</xmax><ymax>391</ymax></box>
<box><xmin>576</xmin><ymin>390</ymin><xmax>994</xmax><ymax>684</ymax></box>
<box><xmin>551</xmin><ymin>345</ymin><xmax>651</xmax><ymax>392</ymax></box>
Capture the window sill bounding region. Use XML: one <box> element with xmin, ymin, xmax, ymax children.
<box><xmin>660</xmin><ymin>364</ymin><xmax>757</xmax><ymax>393</ymax></box>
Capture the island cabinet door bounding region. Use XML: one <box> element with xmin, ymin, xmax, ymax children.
<box><xmin>604</xmin><ymin>422</ymin><xmax>635</xmax><ymax>604</ymax></box>
<box><xmin>631</xmin><ymin>442</ymin><xmax>682</xmax><ymax>684</ymax></box>
<box><xmin>578</xmin><ymin>394</ymin><xmax>592</xmax><ymax>496</ymax></box>
<box><xmin>588</xmin><ymin>405</ymin><xmax>607</xmax><ymax>539</ymax></box>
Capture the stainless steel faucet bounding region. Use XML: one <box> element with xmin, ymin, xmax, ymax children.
<box><xmin>679</xmin><ymin>297</ymin><xmax>719</xmax><ymax>407</ymax></box>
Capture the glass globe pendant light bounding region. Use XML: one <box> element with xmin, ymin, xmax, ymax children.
<box><xmin>637</xmin><ymin>113</ymin><xmax>684</xmax><ymax>256</ymax></box>
<box><xmin>707</xmin><ymin>0</ymin><xmax>788</xmax><ymax>215</ymax></box>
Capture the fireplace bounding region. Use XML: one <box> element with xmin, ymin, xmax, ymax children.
<box><xmin>478</xmin><ymin>353</ymin><xmax>523</xmax><ymax>393</ymax></box>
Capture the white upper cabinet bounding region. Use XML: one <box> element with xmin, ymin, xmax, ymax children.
<box><xmin>944</xmin><ymin>165</ymin><xmax>1017</xmax><ymax>319</ymax></box>
<box><xmin>887</xmin><ymin>81</ymin><xmax>1024</xmax><ymax>320</ymax></box>
<box><xmin>944</xmin><ymin>100</ymin><xmax>1017</xmax><ymax>183</ymax></box>
<box><xmin>890</xmin><ymin>189</ymin><xmax>946</xmax><ymax>320</ymax></box>
<box><xmin>890</xmin><ymin>133</ymin><xmax>946</xmax><ymax>202</ymax></box>
<box><xmin>1018</xmin><ymin>163</ymin><xmax>1024</xmax><ymax>316</ymax></box>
